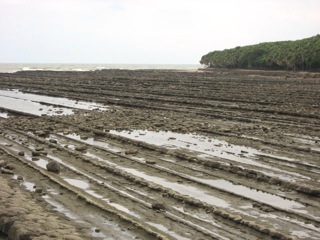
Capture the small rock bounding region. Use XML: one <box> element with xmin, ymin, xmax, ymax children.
<box><xmin>125</xmin><ymin>150</ymin><xmax>138</xmax><ymax>155</ymax></box>
<box><xmin>35</xmin><ymin>188</ymin><xmax>43</xmax><ymax>193</ymax></box>
<box><xmin>32</xmin><ymin>157</ymin><xmax>40</xmax><ymax>161</ymax></box>
<box><xmin>17</xmin><ymin>176</ymin><xmax>24</xmax><ymax>181</ymax></box>
<box><xmin>32</xmin><ymin>151</ymin><xmax>41</xmax><ymax>157</ymax></box>
<box><xmin>49</xmin><ymin>139</ymin><xmax>57</xmax><ymax>144</ymax></box>
<box><xmin>18</xmin><ymin>151</ymin><xmax>25</xmax><ymax>156</ymax></box>
<box><xmin>94</xmin><ymin>228</ymin><xmax>100</xmax><ymax>233</ymax></box>
<box><xmin>145</xmin><ymin>160</ymin><xmax>156</xmax><ymax>165</ymax></box>
<box><xmin>46</xmin><ymin>161</ymin><xmax>61</xmax><ymax>173</ymax></box>
<box><xmin>151</xmin><ymin>202</ymin><xmax>166</xmax><ymax>211</ymax></box>
<box><xmin>205</xmin><ymin>161</ymin><xmax>221</xmax><ymax>169</ymax></box>
<box><xmin>75</xmin><ymin>145</ymin><xmax>87</xmax><ymax>152</ymax></box>
<box><xmin>37</xmin><ymin>131</ymin><xmax>49</xmax><ymax>137</ymax></box>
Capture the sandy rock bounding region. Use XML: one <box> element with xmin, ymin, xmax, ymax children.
<box><xmin>46</xmin><ymin>162</ymin><xmax>60</xmax><ymax>173</ymax></box>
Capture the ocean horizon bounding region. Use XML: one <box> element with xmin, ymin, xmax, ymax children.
<box><xmin>0</xmin><ymin>63</ymin><xmax>202</xmax><ymax>73</ymax></box>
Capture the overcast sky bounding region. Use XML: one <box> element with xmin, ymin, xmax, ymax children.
<box><xmin>0</xmin><ymin>0</ymin><xmax>319</xmax><ymax>64</ymax></box>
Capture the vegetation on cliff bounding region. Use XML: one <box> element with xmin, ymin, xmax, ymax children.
<box><xmin>200</xmin><ymin>35</ymin><xmax>320</xmax><ymax>71</ymax></box>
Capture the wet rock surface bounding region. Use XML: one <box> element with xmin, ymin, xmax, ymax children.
<box><xmin>0</xmin><ymin>69</ymin><xmax>319</xmax><ymax>239</ymax></box>
<box><xmin>0</xmin><ymin>176</ymin><xmax>88</xmax><ymax>240</ymax></box>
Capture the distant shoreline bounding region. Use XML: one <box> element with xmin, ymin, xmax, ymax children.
<box><xmin>0</xmin><ymin>63</ymin><xmax>202</xmax><ymax>73</ymax></box>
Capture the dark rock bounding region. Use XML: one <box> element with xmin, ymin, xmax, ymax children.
<box><xmin>151</xmin><ymin>202</ymin><xmax>166</xmax><ymax>211</ymax></box>
<box><xmin>32</xmin><ymin>151</ymin><xmax>41</xmax><ymax>157</ymax></box>
<box><xmin>145</xmin><ymin>160</ymin><xmax>156</xmax><ymax>165</ymax></box>
<box><xmin>125</xmin><ymin>150</ymin><xmax>138</xmax><ymax>155</ymax></box>
<box><xmin>35</xmin><ymin>188</ymin><xmax>43</xmax><ymax>193</ymax></box>
<box><xmin>18</xmin><ymin>151</ymin><xmax>25</xmax><ymax>156</ymax></box>
<box><xmin>37</xmin><ymin>131</ymin><xmax>49</xmax><ymax>137</ymax></box>
<box><xmin>4</xmin><ymin>164</ymin><xmax>14</xmax><ymax>170</ymax></box>
<box><xmin>32</xmin><ymin>157</ymin><xmax>40</xmax><ymax>161</ymax></box>
<box><xmin>269</xmin><ymin>177</ymin><xmax>281</xmax><ymax>185</ymax></box>
<box><xmin>17</xmin><ymin>176</ymin><xmax>24</xmax><ymax>181</ymax></box>
<box><xmin>205</xmin><ymin>161</ymin><xmax>221</xmax><ymax>169</ymax></box>
<box><xmin>46</xmin><ymin>161</ymin><xmax>60</xmax><ymax>173</ymax></box>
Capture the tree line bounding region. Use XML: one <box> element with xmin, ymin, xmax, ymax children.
<box><xmin>200</xmin><ymin>35</ymin><xmax>320</xmax><ymax>71</ymax></box>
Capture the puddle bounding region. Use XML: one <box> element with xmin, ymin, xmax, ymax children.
<box><xmin>47</xmin><ymin>154</ymin><xmax>143</xmax><ymax>219</ymax></box>
<box><xmin>61</xmin><ymin>133</ymin><xmax>123</xmax><ymax>153</ymax></box>
<box><xmin>0</xmin><ymin>94</ymin><xmax>74</xmax><ymax>116</ymax></box>
<box><xmin>13</xmin><ymin>175</ymin><xmax>35</xmax><ymax>192</ymax></box>
<box><xmin>110</xmin><ymin>130</ymin><xmax>311</xmax><ymax>182</ymax></box>
<box><xmin>0</xmin><ymin>112</ymin><xmax>9</xmax><ymax>118</ymax></box>
<box><xmin>120</xmin><ymin>167</ymin><xmax>229</xmax><ymax>208</ymax></box>
<box><xmin>0</xmin><ymin>89</ymin><xmax>108</xmax><ymax>116</ymax></box>
<box><xmin>147</xmin><ymin>222</ymin><xmax>190</xmax><ymax>240</ymax></box>
<box><xmin>107</xmin><ymin>202</ymin><xmax>141</xmax><ymax>219</ymax></box>
<box><xmin>52</xmin><ymin>132</ymin><xmax>312</xmax><ymax>215</ymax></box>
<box><xmin>173</xmin><ymin>206</ymin><xmax>221</xmax><ymax>228</ymax></box>
<box><xmin>64</xmin><ymin>178</ymin><xmax>90</xmax><ymax>190</ymax></box>
<box><xmin>59</xmin><ymin>144</ymin><xmax>230</xmax><ymax>208</ymax></box>
<box><xmin>166</xmin><ymin>212</ymin><xmax>232</xmax><ymax>240</ymax></box>
<box><xmin>43</xmin><ymin>195</ymin><xmax>78</xmax><ymax>220</ymax></box>
<box><xmin>191</xmin><ymin>178</ymin><xmax>307</xmax><ymax>214</ymax></box>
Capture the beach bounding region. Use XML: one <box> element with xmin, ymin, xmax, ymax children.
<box><xmin>0</xmin><ymin>68</ymin><xmax>320</xmax><ymax>239</ymax></box>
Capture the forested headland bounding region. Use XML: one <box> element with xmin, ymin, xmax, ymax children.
<box><xmin>200</xmin><ymin>35</ymin><xmax>320</xmax><ymax>71</ymax></box>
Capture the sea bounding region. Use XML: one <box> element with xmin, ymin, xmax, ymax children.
<box><xmin>0</xmin><ymin>63</ymin><xmax>202</xmax><ymax>73</ymax></box>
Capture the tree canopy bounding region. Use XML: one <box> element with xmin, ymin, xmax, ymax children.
<box><xmin>200</xmin><ymin>35</ymin><xmax>320</xmax><ymax>71</ymax></box>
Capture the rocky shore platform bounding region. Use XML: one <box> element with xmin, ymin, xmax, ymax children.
<box><xmin>0</xmin><ymin>69</ymin><xmax>319</xmax><ymax>239</ymax></box>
